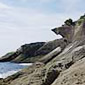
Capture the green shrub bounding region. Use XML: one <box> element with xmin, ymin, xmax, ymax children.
<box><xmin>64</xmin><ymin>18</ymin><xmax>74</xmax><ymax>26</ymax></box>
<box><xmin>80</xmin><ymin>14</ymin><xmax>85</xmax><ymax>19</ymax></box>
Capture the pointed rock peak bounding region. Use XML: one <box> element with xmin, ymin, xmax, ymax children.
<box><xmin>52</xmin><ymin>25</ymin><xmax>74</xmax><ymax>43</ymax></box>
<box><xmin>52</xmin><ymin>14</ymin><xmax>85</xmax><ymax>43</ymax></box>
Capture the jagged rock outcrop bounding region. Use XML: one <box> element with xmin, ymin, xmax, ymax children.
<box><xmin>0</xmin><ymin>42</ymin><xmax>45</xmax><ymax>63</ymax></box>
<box><xmin>1</xmin><ymin>15</ymin><xmax>85</xmax><ymax>85</ymax></box>
<box><xmin>52</xmin><ymin>25</ymin><xmax>74</xmax><ymax>43</ymax></box>
<box><xmin>0</xmin><ymin>52</ymin><xmax>19</xmax><ymax>62</ymax></box>
<box><xmin>35</xmin><ymin>38</ymin><xmax>67</xmax><ymax>56</ymax></box>
<box><xmin>0</xmin><ymin>38</ymin><xmax>67</xmax><ymax>63</ymax></box>
<box><xmin>52</xmin><ymin>16</ymin><xmax>85</xmax><ymax>42</ymax></box>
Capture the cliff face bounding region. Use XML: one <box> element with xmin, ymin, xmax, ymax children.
<box><xmin>52</xmin><ymin>16</ymin><xmax>85</xmax><ymax>42</ymax></box>
<box><xmin>52</xmin><ymin>25</ymin><xmax>74</xmax><ymax>43</ymax></box>
<box><xmin>1</xmin><ymin>15</ymin><xmax>85</xmax><ymax>85</ymax></box>
<box><xmin>0</xmin><ymin>39</ymin><xmax>67</xmax><ymax>63</ymax></box>
<box><xmin>0</xmin><ymin>42</ymin><xmax>45</xmax><ymax>63</ymax></box>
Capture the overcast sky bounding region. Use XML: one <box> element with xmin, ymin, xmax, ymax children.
<box><xmin>0</xmin><ymin>0</ymin><xmax>85</xmax><ymax>56</ymax></box>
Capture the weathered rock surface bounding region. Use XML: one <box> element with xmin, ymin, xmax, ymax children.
<box><xmin>52</xmin><ymin>57</ymin><xmax>85</xmax><ymax>85</ymax></box>
<box><xmin>0</xmin><ymin>42</ymin><xmax>45</xmax><ymax>63</ymax></box>
<box><xmin>35</xmin><ymin>38</ymin><xmax>67</xmax><ymax>56</ymax></box>
<box><xmin>0</xmin><ymin>38</ymin><xmax>67</xmax><ymax>63</ymax></box>
<box><xmin>1</xmin><ymin>15</ymin><xmax>85</xmax><ymax>85</ymax></box>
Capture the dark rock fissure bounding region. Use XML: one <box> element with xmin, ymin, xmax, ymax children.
<box><xmin>42</xmin><ymin>70</ymin><xmax>60</xmax><ymax>85</ymax></box>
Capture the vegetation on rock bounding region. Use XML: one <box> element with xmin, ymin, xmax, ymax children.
<box><xmin>64</xmin><ymin>18</ymin><xmax>75</xmax><ymax>26</ymax></box>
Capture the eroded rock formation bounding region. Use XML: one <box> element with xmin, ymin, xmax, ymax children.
<box><xmin>1</xmin><ymin>15</ymin><xmax>85</xmax><ymax>85</ymax></box>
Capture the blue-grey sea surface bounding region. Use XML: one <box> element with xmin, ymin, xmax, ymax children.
<box><xmin>0</xmin><ymin>62</ymin><xmax>32</xmax><ymax>78</ymax></box>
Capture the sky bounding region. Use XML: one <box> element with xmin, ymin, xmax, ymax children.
<box><xmin>0</xmin><ymin>0</ymin><xmax>85</xmax><ymax>56</ymax></box>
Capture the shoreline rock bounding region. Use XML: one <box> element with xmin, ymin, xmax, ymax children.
<box><xmin>1</xmin><ymin>15</ymin><xmax>85</xmax><ymax>85</ymax></box>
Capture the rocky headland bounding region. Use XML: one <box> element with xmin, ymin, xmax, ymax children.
<box><xmin>0</xmin><ymin>15</ymin><xmax>85</xmax><ymax>85</ymax></box>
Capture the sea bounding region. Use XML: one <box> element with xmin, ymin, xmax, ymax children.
<box><xmin>0</xmin><ymin>62</ymin><xmax>32</xmax><ymax>78</ymax></box>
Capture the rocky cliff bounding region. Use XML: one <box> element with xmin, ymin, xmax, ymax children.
<box><xmin>1</xmin><ymin>15</ymin><xmax>85</xmax><ymax>85</ymax></box>
<box><xmin>0</xmin><ymin>38</ymin><xmax>67</xmax><ymax>63</ymax></box>
<box><xmin>0</xmin><ymin>42</ymin><xmax>45</xmax><ymax>63</ymax></box>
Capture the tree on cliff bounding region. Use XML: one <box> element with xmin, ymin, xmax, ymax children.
<box><xmin>64</xmin><ymin>18</ymin><xmax>74</xmax><ymax>26</ymax></box>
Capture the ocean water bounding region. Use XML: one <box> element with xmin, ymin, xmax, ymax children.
<box><xmin>0</xmin><ymin>62</ymin><xmax>32</xmax><ymax>78</ymax></box>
